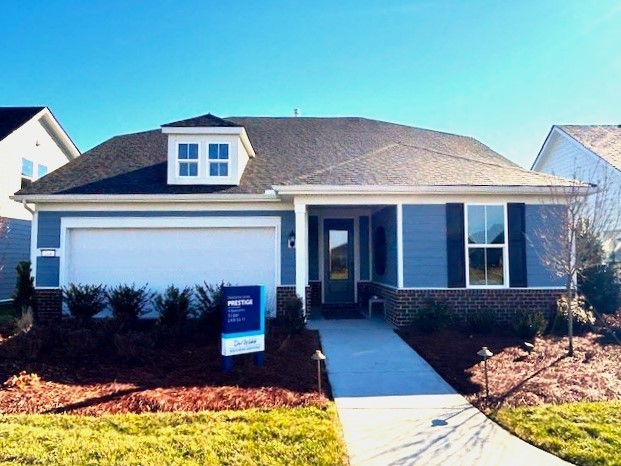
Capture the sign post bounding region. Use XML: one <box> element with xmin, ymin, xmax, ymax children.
<box><xmin>221</xmin><ymin>285</ymin><xmax>266</xmax><ymax>372</ymax></box>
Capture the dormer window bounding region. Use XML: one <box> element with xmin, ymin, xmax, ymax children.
<box><xmin>208</xmin><ymin>143</ymin><xmax>229</xmax><ymax>177</ymax></box>
<box><xmin>178</xmin><ymin>143</ymin><xmax>199</xmax><ymax>177</ymax></box>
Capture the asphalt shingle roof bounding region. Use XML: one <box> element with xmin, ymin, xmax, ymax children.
<box><xmin>17</xmin><ymin>115</ymin><xmax>577</xmax><ymax>196</ymax></box>
<box><xmin>558</xmin><ymin>125</ymin><xmax>621</xmax><ymax>172</ymax></box>
<box><xmin>0</xmin><ymin>107</ymin><xmax>44</xmax><ymax>142</ymax></box>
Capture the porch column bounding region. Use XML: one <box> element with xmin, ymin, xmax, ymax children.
<box><xmin>294</xmin><ymin>202</ymin><xmax>308</xmax><ymax>311</ymax></box>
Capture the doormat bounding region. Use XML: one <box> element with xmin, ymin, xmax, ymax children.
<box><xmin>321</xmin><ymin>309</ymin><xmax>365</xmax><ymax>319</ymax></box>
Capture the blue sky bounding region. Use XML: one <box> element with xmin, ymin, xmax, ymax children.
<box><xmin>2</xmin><ymin>1</ymin><xmax>620</xmax><ymax>168</ymax></box>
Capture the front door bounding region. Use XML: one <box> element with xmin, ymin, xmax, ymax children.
<box><xmin>324</xmin><ymin>219</ymin><xmax>355</xmax><ymax>303</ymax></box>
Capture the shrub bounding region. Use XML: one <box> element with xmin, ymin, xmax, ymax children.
<box><xmin>13</xmin><ymin>261</ymin><xmax>35</xmax><ymax>315</ymax></box>
<box><xmin>61</xmin><ymin>328</ymin><xmax>100</xmax><ymax>359</ymax></box>
<box><xmin>106</xmin><ymin>284</ymin><xmax>153</xmax><ymax>327</ymax></box>
<box><xmin>414</xmin><ymin>299</ymin><xmax>453</xmax><ymax>333</ymax></box>
<box><xmin>551</xmin><ymin>294</ymin><xmax>595</xmax><ymax>335</ymax></box>
<box><xmin>467</xmin><ymin>309</ymin><xmax>496</xmax><ymax>334</ymax></box>
<box><xmin>112</xmin><ymin>331</ymin><xmax>154</xmax><ymax>364</ymax></box>
<box><xmin>282</xmin><ymin>295</ymin><xmax>305</xmax><ymax>336</ymax></box>
<box><xmin>511</xmin><ymin>309</ymin><xmax>547</xmax><ymax>340</ymax></box>
<box><xmin>63</xmin><ymin>284</ymin><xmax>107</xmax><ymax>325</ymax></box>
<box><xmin>13</xmin><ymin>307</ymin><xmax>33</xmax><ymax>334</ymax></box>
<box><xmin>154</xmin><ymin>285</ymin><xmax>195</xmax><ymax>326</ymax></box>
<box><xmin>578</xmin><ymin>264</ymin><xmax>620</xmax><ymax>314</ymax></box>
<box><xmin>195</xmin><ymin>281</ymin><xmax>228</xmax><ymax>332</ymax></box>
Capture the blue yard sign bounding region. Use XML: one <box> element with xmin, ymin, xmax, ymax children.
<box><xmin>221</xmin><ymin>285</ymin><xmax>266</xmax><ymax>371</ymax></box>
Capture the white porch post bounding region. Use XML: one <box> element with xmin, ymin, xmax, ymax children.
<box><xmin>294</xmin><ymin>202</ymin><xmax>308</xmax><ymax>310</ymax></box>
<box><xmin>397</xmin><ymin>203</ymin><xmax>404</xmax><ymax>288</ymax></box>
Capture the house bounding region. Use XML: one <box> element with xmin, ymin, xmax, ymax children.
<box><xmin>13</xmin><ymin>113</ymin><xmax>577</xmax><ymax>324</ymax></box>
<box><xmin>0</xmin><ymin>107</ymin><xmax>80</xmax><ymax>302</ymax></box>
<box><xmin>532</xmin><ymin>125</ymin><xmax>621</xmax><ymax>259</ymax></box>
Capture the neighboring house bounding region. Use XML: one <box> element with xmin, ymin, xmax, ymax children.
<box><xmin>0</xmin><ymin>107</ymin><xmax>80</xmax><ymax>302</ymax></box>
<box><xmin>13</xmin><ymin>113</ymin><xmax>577</xmax><ymax>324</ymax></box>
<box><xmin>532</xmin><ymin>125</ymin><xmax>621</xmax><ymax>259</ymax></box>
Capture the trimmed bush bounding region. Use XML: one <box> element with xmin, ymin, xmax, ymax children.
<box><xmin>195</xmin><ymin>281</ymin><xmax>228</xmax><ymax>332</ymax></box>
<box><xmin>551</xmin><ymin>294</ymin><xmax>595</xmax><ymax>335</ymax></box>
<box><xmin>13</xmin><ymin>261</ymin><xmax>35</xmax><ymax>315</ymax></box>
<box><xmin>282</xmin><ymin>295</ymin><xmax>305</xmax><ymax>337</ymax></box>
<box><xmin>106</xmin><ymin>284</ymin><xmax>153</xmax><ymax>327</ymax></box>
<box><xmin>511</xmin><ymin>309</ymin><xmax>547</xmax><ymax>340</ymax></box>
<box><xmin>414</xmin><ymin>299</ymin><xmax>453</xmax><ymax>333</ymax></box>
<box><xmin>578</xmin><ymin>264</ymin><xmax>620</xmax><ymax>314</ymax></box>
<box><xmin>467</xmin><ymin>309</ymin><xmax>496</xmax><ymax>334</ymax></box>
<box><xmin>154</xmin><ymin>285</ymin><xmax>195</xmax><ymax>326</ymax></box>
<box><xmin>63</xmin><ymin>284</ymin><xmax>107</xmax><ymax>325</ymax></box>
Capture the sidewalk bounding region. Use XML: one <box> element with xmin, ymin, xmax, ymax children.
<box><xmin>308</xmin><ymin>317</ymin><xmax>571</xmax><ymax>466</ymax></box>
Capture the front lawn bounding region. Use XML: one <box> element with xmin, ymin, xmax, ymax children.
<box><xmin>494</xmin><ymin>401</ymin><xmax>621</xmax><ymax>466</ymax></box>
<box><xmin>0</xmin><ymin>406</ymin><xmax>347</xmax><ymax>466</ymax></box>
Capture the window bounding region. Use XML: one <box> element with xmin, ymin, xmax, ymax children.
<box><xmin>329</xmin><ymin>230</ymin><xmax>349</xmax><ymax>280</ymax></box>
<box><xmin>21</xmin><ymin>158</ymin><xmax>34</xmax><ymax>178</ymax></box>
<box><xmin>208</xmin><ymin>143</ymin><xmax>229</xmax><ymax>177</ymax></box>
<box><xmin>38</xmin><ymin>164</ymin><xmax>48</xmax><ymax>178</ymax></box>
<box><xmin>466</xmin><ymin>205</ymin><xmax>506</xmax><ymax>287</ymax></box>
<box><xmin>178</xmin><ymin>143</ymin><xmax>199</xmax><ymax>177</ymax></box>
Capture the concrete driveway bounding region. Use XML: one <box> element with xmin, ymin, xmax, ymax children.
<box><xmin>308</xmin><ymin>317</ymin><xmax>571</xmax><ymax>466</ymax></box>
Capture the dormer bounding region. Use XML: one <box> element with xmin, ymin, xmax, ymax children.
<box><xmin>162</xmin><ymin>113</ymin><xmax>255</xmax><ymax>186</ymax></box>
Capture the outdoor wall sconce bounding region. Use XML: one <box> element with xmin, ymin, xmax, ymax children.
<box><xmin>311</xmin><ymin>349</ymin><xmax>326</xmax><ymax>395</ymax></box>
<box><xmin>477</xmin><ymin>346</ymin><xmax>493</xmax><ymax>398</ymax></box>
<box><xmin>288</xmin><ymin>231</ymin><xmax>296</xmax><ymax>248</ymax></box>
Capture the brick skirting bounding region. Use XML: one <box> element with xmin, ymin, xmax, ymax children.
<box><xmin>368</xmin><ymin>282</ymin><xmax>562</xmax><ymax>327</ymax></box>
<box><xmin>276</xmin><ymin>286</ymin><xmax>312</xmax><ymax>317</ymax></box>
<box><xmin>34</xmin><ymin>289</ymin><xmax>62</xmax><ymax>323</ymax></box>
<box><xmin>357</xmin><ymin>281</ymin><xmax>372</xmax><ymax>309</ymax></box>
<box><xmin>309</xmin><ymin>281</ymin><xmax>322</xmax><ymax>310</ymax></box>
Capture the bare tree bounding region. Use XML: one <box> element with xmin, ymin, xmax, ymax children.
<box><xmin>533</xmin><ymin>167</ymin><xmax>621</xmax><ymax>356</ymax></box>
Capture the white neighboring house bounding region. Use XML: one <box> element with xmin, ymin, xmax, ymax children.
<box><xmin>532</xmin><ymin>125</ymin><xmax>621</xmax><ymax>260</ymax></box>
<box><xmin>0</xmin><ymin>107</ymin><xmax>80</xmax><ymax>301</ymax></box>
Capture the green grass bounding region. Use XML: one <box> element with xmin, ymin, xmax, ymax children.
<box><xmin>0</xmin><ymin>406</ymin><xmax>347</xmax><ymax>466</ymax></box>
<box><xmin>494</xmin><ymin>401</ymin><xmax>621</xmax><ymax>466</ymax></box>
<box><xmin>0</xmin><ymin>302</ymin><xmax>14</xmax><ymax>325</ymax></box>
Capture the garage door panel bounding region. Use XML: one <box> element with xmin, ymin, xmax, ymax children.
<box><xmin>66</xmin><ymin>227</ymin><xmax>277</xmax><ymax>300</ymax></box>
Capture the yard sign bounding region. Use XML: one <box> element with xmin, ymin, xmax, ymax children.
<box><xmin>221</xmin><ymin>285</ymin><xmax>266</xmax><ymax>371</ymax></box>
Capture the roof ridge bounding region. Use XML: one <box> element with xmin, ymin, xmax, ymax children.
<box><xmin>293</xmin><ymin>143</ymin><xmax>400</xmax><ymax>182</ymax></box>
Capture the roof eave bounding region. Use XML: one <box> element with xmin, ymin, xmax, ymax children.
<box><xmin>11</xmin><ymin>193</ymin><xmax>281</xmax><ymax>204</ymax></box>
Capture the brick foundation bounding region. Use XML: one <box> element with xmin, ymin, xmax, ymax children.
<box><xmin>34</xmin><ymin>289</ymin><xmax>62</xmax><ymax>323</ymax></box>
<box><xmin>276</xmin><ymin>286</ymin><xmax>312</xmax><ymax>317</ymax></box>
<box><xmin>309</xmin><ymin>281</ymin><xmax>322</xmax><ymax>310</ymax></box>
<box><xmin>368</xmin><ymin>282</ymin><xmax>562</xmax><ymax>327</ymax></box>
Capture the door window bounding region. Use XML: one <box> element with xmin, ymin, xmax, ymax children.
<box><xmin>329</xmin><ymin>230</ymin><xmax>349</xmax><ymax>280</ymax></box>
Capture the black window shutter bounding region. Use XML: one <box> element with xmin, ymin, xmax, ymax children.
<box><xmin>508</xmin><ymin>203</ymin><xmax>528</xmax><ymax>287</ymax></box>
<box><xmin>446</xmin><ymin>203</ymin><xmax>466</xmax><ymax>288</ymax></box>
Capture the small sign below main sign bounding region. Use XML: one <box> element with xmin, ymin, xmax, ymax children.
<box><xmin>221</xmin><ymin>285</ymin><xmax>266</xmax><ymax>370</ymax></box>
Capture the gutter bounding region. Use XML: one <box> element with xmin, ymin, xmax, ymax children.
<box><xmin>11</xmin><ymin>193</ymin><xmax>282</xmax><ymax>204</ymax></box>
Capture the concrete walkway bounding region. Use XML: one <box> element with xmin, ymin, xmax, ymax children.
<box><xmin>308</xmin><ymin>317</ymin><xmax>570</xmax><ymax>466</ymax></box>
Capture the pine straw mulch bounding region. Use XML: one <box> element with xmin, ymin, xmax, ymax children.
<box><xmin>397</xmin><ymin>314</ymin><xmax>621</xmax><ymax>412</ymax></box>
<box><xmin>0</xmin><ymin>324</ymin><xmax>328</xmax><ymax>415</ymax></box>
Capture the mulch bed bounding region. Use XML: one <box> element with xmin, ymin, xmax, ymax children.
<box><xmin>397</xmin><ymin>314</ymin><xmax>621</xmax><ymax>411</ymax></box>
<box><xmin>0</xmin><ymin>322</ymin><xmax>328</xmax><ymax>415</ymax></box>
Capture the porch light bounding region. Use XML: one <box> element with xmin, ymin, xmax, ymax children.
<box><xmin>477</xmin><ymin>346</ymin><xmax>493</xmax><ymax>398</ymax></box>
<box><xmin>288</xmin><ymin>231</ymin><xmax>296</xmax><ymax>248</ymax></box>
<box><xmin>311</xmin><ymin>350</ymin><xmax>326</xmax><ymax>395</ymax></box>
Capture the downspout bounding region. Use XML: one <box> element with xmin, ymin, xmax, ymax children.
<box><xmin>22</xmin><ymin>200</ymin><xmax>35</xmax><ymax>215</ymax></box>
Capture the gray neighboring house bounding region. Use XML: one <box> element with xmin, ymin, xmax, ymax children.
<box><xmin>532</xmin><ymin>125</ymin><xmax>621</xmax><ymax>258</ymax></box>
<box><xmin>0</xmin><ymin>107</ymin><xmax>79</xmax><ymax>302</ymax></box>
<box><xmin>13</xmin><ymin>113</ymin><xmax>577</xmax><ymax>324</ymax></box>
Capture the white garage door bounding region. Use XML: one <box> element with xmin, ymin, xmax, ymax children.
<box><xmin>65</xmin><ymin>225</ymin><xmax>278</xmax><ymax>312</ymax></box>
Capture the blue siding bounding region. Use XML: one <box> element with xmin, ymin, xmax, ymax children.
<box><xmin>525</xmin><ymin>205</ymin><xmax>566</xmax><ymax>287</ymax></box>
<box><xmin>36</xmin><ymin>257</ymin><xmax>60</xmax><ymax>287</ymax></box>
<box><xmin>0</xmin><ymin>218</ymin><xmax>31</xmax><ymax>300</ymax></box>
<box><xmin>308</xmin><ymin>216</ymin><xmax>319</xmax><ymax>280</ymax></box>
<box><xmin>36</xmin><ymin>210</ymin><xmax>296</xmax><ymax>287</ymax></box>
<box><xmin>359</xmin><ymin>215</ymin><xmax>370</xmax><ymax>280</ymax></box>
<box><xmin>402</xmin><ymin>205</ymin><xmax>447</xmax><ymax>287</ymax></box>
<box><xmin>371</xmin><ymin>206</ymin><xmax>398</xmax><ymax>286</ymax></box>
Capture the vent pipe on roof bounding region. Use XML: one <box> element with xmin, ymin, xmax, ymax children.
<box><xmin>294</xmin><ymin>108</ymin><xmax>300</xmax><ymax>117</ymax></box>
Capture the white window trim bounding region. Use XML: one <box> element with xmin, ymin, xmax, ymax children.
<box><xmin>464</xmin><ymin>203</ymin><xmax>510</xmax><ymax>289</ymax></box>
<box><xmin>37</xmin><ymin>163</ymin><xmax>48</xmax><ymax>178</ymax></box>
<box><xmin>208</xmin><ymin>142</ymin><xmax>230</xmax><ymax>178</ymax></box>
<box><xmin>177</xmin><ymin>142</ymin><xmax>200</xmax><ymax>178</ymax></box>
